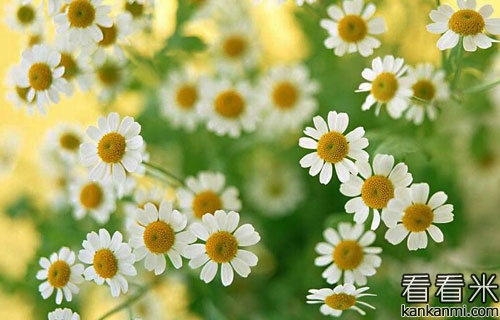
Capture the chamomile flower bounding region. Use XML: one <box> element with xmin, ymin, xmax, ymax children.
<box><xmin>198</xmin><ymin>79</ymin><xmax>259</xmax><ymax>138</ymax></box>
<box><xmin>426</xmin><ymin>0</ymin><xmax>500</xmax><ymax>52</ymax></box>
<box><xmin>257</xmin><ymin>65</ymin><xmax>320</xmax><ymax>135</ymax></box>
<box><xmin>80</xmin><ymin>112</ymin><xmax>144</xmax><ymax>185</ymax></box>
<box><xmin>44</xmin><ymin>123</ymin><xmax>84</xmax><ymax>165</ymax></box>
<box><xmin>124</xmin><ymin>0</ymin><xmax>153</xmax><ymax>30</ymax></box>
<box><xmin>48</xmin><ymin>0</ymin><xmax>64</xmax><ymax>16</ymax></box>
<box><xmin>159</xmin><ymin>70</ymin><xmax>202</xmax><ymax>132</ymax></box>
<box><xmin>48</xmin><ymin>308</ymin><xmax>80</xmax><ymax>320</ymax></box>
<box><xmin>17</xmin><ymin>44</ymin><xmax>70</xmax><ymax>111</ymax></box>
<box><xmin>54</xmin><ymin>0</ymin><xmax>112</xmax><ymax>47</ymax></box>
<box><xmin>6</xmin><ymin>66</ymin><xmax>38</xmax><ymax>114</ymax></box>
<box><xmin>404</xmin><ymin>63</ymin><xmax>449</xmax><ymax>125</ymax></box>
<box><xmin>307</xmin><ymin>283</ymin><xmax>376</xmax><ymax>317</ymax></box>
<box><xmin>356</xmin><ymin>55</ymin><xmax>412</xmax><ymax>119</ymax></box>
<box><xmin>92</xmin><ymin>14</ymin><xmax>134</xmax><ymax>63</ymax></box>
<box><xmin>69</xmin><ymin>176</ymin><xmax>116</xmax><ymax>224</ymax></box>
<box><xmin>128</xmin><ymin>201</ymin><xmax>196</xmax><ymax>275</ymax></box>
<box><xmin>320</xmin><ymin>0</ymin><xmax>386</xmax><ymax>57</ymax></box>
<box><xmin>78</xmin><ymin>229</ymin><xmax>137</xmax><ymax>297</ymax></box>
<box><xmin>5</xmin><ymin>0</ymin><xmax>43</xmax><ymax>33</ymax></box>
<box><xmin>177</xmin><ymin>171</ymin><xmax>242</xmax><ymax>221</ymax></box>
<box><xmin>55</xmin><ymin>35</ymin><xmax>92</xmax><ymax>94</ymax></box>
<box><xmin>382</xmin><ymin>183</ymin><xmax>454</xmax><ymax>251</ymax></box>
<box><xmin>124</xmin><ymin>185</ymin><xmax>165</xmax><ymax>226</ymax></box>
<box><xmin>91</xmin><ymin>56</ymin><xmax>128</xmax><ymax>101</ymax></box>
<box><xmin>36</xmin><ymin>247</ymin><xmax>84</xmax><ymax>305</ymax></box>
<box><xmin>185</xmin><ymin>210</ymin><xmax>261</xmax><ymax>286</ymax></box>
<box><xmin>315</xmin><ymin>223</ymin><xmax>382</xmax><ymax>285</ymax></box>
<box><xmin>340</xmin><ymin>154</ymin><xmax>413</xmax><ymax>230</ymax></box>
<box><xmin>299</xmin><ymin>111</ymin><xmax>369</xmax><ymax>184</ymax></box>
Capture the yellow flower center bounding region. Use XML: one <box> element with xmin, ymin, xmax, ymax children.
<box><xmin>192</xmin><ymin>191</ymin><xmax>222</xmax><ymax>219</ymax></box>
<box><xmin>175</xmin><ymin>84</ymin><xmax>198</xmax><ymax>109</ymax></box>
<box><xmin>59</xmin><ymin>53</ymin><xmax>79</xmax><ymax>80</ymax></box>
<box><xmin>214</xmin><ymin>90</ymin><xmax>245</xmax><ymax>118</ymax></box>
<box><xmin>79</xmin><ymin>182</ymin><xmax>103</xmax><ymax>209</ymax></box>
<box><xmin>412</xmin><ymin>79</ymin><xmax>436</xmax><ymax>102</ymax></box>
<box><xmin>143</xmin><ymin>221</ymin><xmax>175</xmax><ymax>254</ymax></box>
<box><xmin>125</xmin><ymin>2</ymin><xmax>144</xmax><ymax>18</ymax></box>
<box><xmin>223</xmin><ymin>35</ymin><xmax>247</xmax><ymax>59</ymax></box>
<box><xmin>333</xmin><ymin>240</ymin><xmax>364</xmax><ymax>270</ymax></box>
<box><xmin>98</xmin><ymin>24</ymin><xmax>118</xmax><ymax>47</ymax></box>
<box><xmin>361</xmin><ymin>175</ymin><xmax>394</xmax><ymax>209</ymax></box>
<box><xmin>28</xmin><ymin>63</ymin><xmax>53</xmax><ymax>91</ymax></box>
<box><xmin>59</xmin><ymin>132</ymin><xmax>81</xmax><ymax>151</ymax></box>
<box><xmin>267</xmin><ymin>181</ymin><xmax>284</xmax><ymax>196</ymax></box>
<box><xmin>47</xmin><ymin>260</ymin><xmax>71</xmax><ymax>288</ymax></box>
<box><xmin>337</xmin><ymin>15</ymin><xmax>368</xmax><ymax>43</ymax></box>
<box><xmin>325</xmin><ymin>293</ymin><xmax>356</xmax><ymax>311</ymax></box>
<box><xmin>97</xmin><ymin>63</ymin><xmax>121</xmax><ymax>86</ymax></box>
<box><xmin>17</xmin><ymin>5</ymin><xmax>35</xmax><ymax>24</ymax></box>
<box><xmin>402</xmin><ymin>204</ymin><xmax>434</xmax><ymax>232</ymax></box>
<box><xmin>205</xmin><ymin>231</ymin><xmax>238</xmax><ymax>263</ymax></box>
<box><xmin>15</xmin><ymin>86</ymin><xmax>30</xmax><ymax>102</ymax></box>
<box><xmin>448</xmin><ymin>9</ymin><xmax>484</xmax><ymax>36</ymax></box>
<box><xmin>97</xmin><ymin>132</ymin><xmax>127</xmax><ymax>163</ymax></box>
<box><xmin>67</xmin><ymin>0</ymin><xmax>96</xmax><ymax>28</ymax></box>
<box><xmin>272</xmin><ymin>81</ymin><xmax>299</xmax><ymax>109</ymax></box>
<box><xmin>28</xmin><ymin>34</ymin><xmax>42</xmax><ymax>47</ymax></box>
<box><xmin>371</xmin><ymin>72</ymin><xmax>399</xmax><ymax>102</ymax></box>
<box><xmin>317</xmin><ymin>131</ymin><xmax>349</xmax><ymax>164</ymax></box>
<box><xmin>93</xmin><ymin>249</ymin><xmax>118</xmax><ymax>279</ymax></box>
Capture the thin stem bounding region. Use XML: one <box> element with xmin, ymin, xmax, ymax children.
<box><xmin>143</xmin><ymin>161</ymin><xmax>184</xmax><ymax>186</ymax></box>
<box><xmin>451</xmin><ymin>37</ymin><xmax>464</xmax><ymax>90</ymax></box>
<box><xmin>98</xmin><ymin>284</ymin><xmax>151</xmax><ymax>320</ymax></box>
<box><xmin>463</xmin><ymin>78</ymin><xmax>500</xmax><ymax>94</ymax></box>
<box><xmin>436</xmin><ymin>0</ymin><xmax>441</xmax><ymax>6</ymax></box>
<box><xmin>410</xmin><ymin>96</ymin><xmax>432</xmax><ymax>105</ymax></box>
<box><xmin>303</xmin><ymin>2</ymin><xmax>322</xmax><ymax>19</ymax></box>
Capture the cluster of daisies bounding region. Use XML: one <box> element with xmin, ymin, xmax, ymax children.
<box><xmin>36</xmin><ymin>112</ymin><xmax>261</xmax><ymax>319</ymax></box>
<box><xmin>6</xmin><ymin>0</ymin><xmax>153</xmax><ymax>114</ymax></box>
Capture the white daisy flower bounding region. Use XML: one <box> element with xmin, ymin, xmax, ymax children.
<box><xmin>356</xmin><ymin>55</ymin><xmax>412</xmax><ymax>119</ymax></box>
<box><xmin>177</xmin><ymin>171</ymin><xmax>242</xmax><ymax>221</ymax></box>
<box><xmin>257</xmin><ymin>65</ymin><xmax>320</xmax><ymax>135</ymax></box>
<box><xmin>426</xmin><ymin>0</ymin><xmax>500</xmax><ymax>52</ymax></box>
<box><xmin>91</xmin><ymin>56</ymin><xmax>128</xmax><ymax>101</ymax></box>
<box><xmin>299</xmin><ymin>111</ymin><xmax>369</xmax><ymax>184</ymax></box>
<box><xmin>124</xmin><ymin>0</ymin><xmax>153</xmax><ymax>30</ymax></box>
<box><xmin>69</xmin><ymin>176</ymin><xmax>116</xmax><ymax>224</ymax></box>
<box><xmin>80</xmin><ymin>112</ymin><xmax>144</xmax><ymax>185</ymax></box>
<box><xmin>128</xmin><ymin>201</ymin><xmax>196</xmax><ymax>275</ymax></box>
<box><xmin>307</xmin><ymin>283</ymin><xmax>376</xmax><ymax>317</ymax></box>
<box><xmin>404</xmin><ymin>63</ymin><xmax>449</xmax><ymax>125</ymax></box>
<box><xmin>159</xmin><ymin>70</ymin><xmax>202</xmax><ymax>132</ymax></box>
<box><xmin>6</xmin><ymin>66</ymin><xmax>38</xmax><ymax>114</ymax></box>
<box><xmin>185</xmin><ymin>210</ymin><xmax>261</xmax><ymax>286</ymax></box>
<box><xmin>44</xmin><ymin>123</ymin><xmax>84</xmax><ymax>165</ymax></box>
<box><xmin>48</xmin><ymin>0</ymin><xmax>64</xmax><ymax>16</ymax></box>
<box><xmin>78</xmin><ymin>229</ymin><xmax>137</xmax><ymax>297</ymax></box>
<box><xmin>5</xmin><ymin>0</ymin><xmax>43</xmax><ymax>33</ymax></box>
<box><xmin>198</xmin><ymin>79</ymin><xmax>259</xmax><ymax>138</ymax></box>
<box><xmin>91</xmin><ymin>14</ymin><xmax>134</xmax><ymax>63</ymax></box>
<box><xmin>36</xmin><ymin>247</ymin><xmax>84</xmax><ymax>305</ymax></box>
<box><xmin>48</xmin><ymin>308</ymin><xmax>80</xmax><ymax>320</ymax></box>
<box><xmin>315</xmin><ymin>223</ymin><xmax>382</xmax><ymax>286</ymax></box>
<box><xmin>382</xmin><ymin>183</ymin><xmax>454</xmax><ymax>251</ymax></box>
<box><xmin>55</xmin><ymin>35</ymin><xmax>92</xmax><ymax>94</ymax></box>
<box><xmin>320</xmin><ymin>0</ymin><xmax>386</xmax><ymax>57</ymax></box>
<box><xmin>17</xmin><ymin>44</ymin><xmax>70</xmax><ymax>112</ymax></box>
<box><xmin>340</xmin><ymin>154</ymin><xmax>413</xmax><ymax>230</ymax></box>
<box><xmin>124</xmin><ymin>184</ymin><xmax>165</xmax><ymax>226</ymax></box>
<box><xmin>54</xmin><ymin>0</ymin><xmax>112</xmax><ymax>47</ymax></box>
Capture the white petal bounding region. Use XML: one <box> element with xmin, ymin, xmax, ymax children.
<box><xmin>221</xmin><ymin>262</ymin><xmax>234</xmax><ymax>286</ymax></box>
<box><xmin>385</xmin><ymin>224</ymin><xmax>409</xmax><ymax>245</ymax></box>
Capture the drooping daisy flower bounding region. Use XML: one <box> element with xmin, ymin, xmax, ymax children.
<box><xmin>177</xmin><ymin>171</ymin><xmax>242</xmax><ymax>221</ymax></box>
<box><xmin>44</xmin><ymin>123</ymin><xmax>84</xmax><ymax>165</ymax></box>
<box><xmin>124</xmin><ymin>184</ymin><xmax>165</xmax><ymax>226</ymax></box>
<box><xmin>299</xmin><ymin>111</ymin><xmax>369</xmax><ymax>184</ymax></box>
<box><xmin>54</xmin><ymin>0</ymin><xmax>112</xmax><ymax>47</ymax></box>
<box><xmin>307</xmin><ymin>283</ymin><xmax>376</xmax><ymax>317</ymax></box>
<box><xmin>128</xmin><ymin>201</ymin><xmax>196</xmax><ymax>275</ymax></box>
<box><xmin>404</xmin><ymin>63</ymin><xmax>449</xmax><ymax>125</ymax></box>
<box><xmin>91</xmin><ymin>56</ymin><xmax>128</xmax><ymax>101</ymax></box>
<box><xmin>5</xmin><ymin>0</ymin><xmax>43</xmax><ymax>33</ymax></box>
<box><xmin>48</xmin><ymin>308</ymin><xmax>80</xmax><ymax>320</ymax></box>
<box><xmin>36</xmin><ymin>247</ymin><xmax>84</xmax><ymax>305</ymax></box>
<box><xmin>315</xmin><ymin>223</ymin><xmax>381</xmax><ymax>286</ymax></box>
<box><xmin>382</xmin><ymin>183</ymin><xmax>454</xmax><ymax>251</ymax></box>
<box><xmin>78</xmin><ymin>229</ymin><xmax>137</xmax><ymax>297</ymax></box>
<box><xmin>340</xmin><ymin>154</ymin><xmax>413</xmax><ymax>230</ymax></box>
<box><xmin>80</xmin><ymin>112</ymin><xmax>144</xmax><ymax>185</ymax></box>
<box><xmin>17</xmin><ymin>44</ymin><xmax>70</xmax><ymax>112</ymax></box>
<box><xmin>55</xmin><ymin>35</ymin><xmax>92</xmax><ymax>94</ymax></box>
<box><xmin>91</xmin><ymin>14</ymin><xmax>134</xmax><ymax>62</ymax></box>
<box><xmin>159</xmin><ymin>70</ymin><xmax>202</xmax><ymax>132</ymax></box>
<box><xmin>426</xmin><ymin>0</ymin><xmax>500</xmax><ymax>52</ymax></box>
<box><xmin>69</xmin><ymin>176</ymin><xmax>116</xmax><ymax>224</ymax></box>
<box><xmin>356</xmin><ymin>55</ymin><xmax>412</xmax><ymax>119</ymax></box>
<box><xmin>6</xmin><ymin>66</ymin><xmax>38</xmax><ymax>114</ymax></box>
<box><xmin>185</xmin><ymin>210</ymin><xmax>260</xmax><ymax>286</ymax></box>
<box><xmin>257</xmin><ymin>65</ymin><xmax>320</xmax><ymax>135</ymax></box>
<box><xmin>320</xmin><ymin>0</ymin><xmax>386</xmax><ymax>57</ymax></box>
<box><xmin>198</xmin><ymin>79</ymin><xmax>259</xmax><ymax>138</ymax></box>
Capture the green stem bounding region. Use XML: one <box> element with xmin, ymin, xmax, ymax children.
<box><xmin>451</xmin><ymin>37</ymin><xmax>464</xmax><ymax>90</ymax></box>
<box><xmin>463</xmin><ymin>78</ymin><xmax>500</xmax><ymax>94</ymax></box>
<box><xmin>436</xmin><ymin>0</ymin><xmax>441</xmax><ymax>6</ymax></box>
<box><xmin>97</xmin><ymin>285</ymin><xmax>151</xmax><ymax>320</ymax></box>
<box><xmin>303</xmin><ymin>2</ymin><xmax>322</xmax><ymax>19</ymax></box>
<box><xmin>143</xmin><ymin>161</ymin><xmax>184</xmax><ymax>186</ymax></box>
